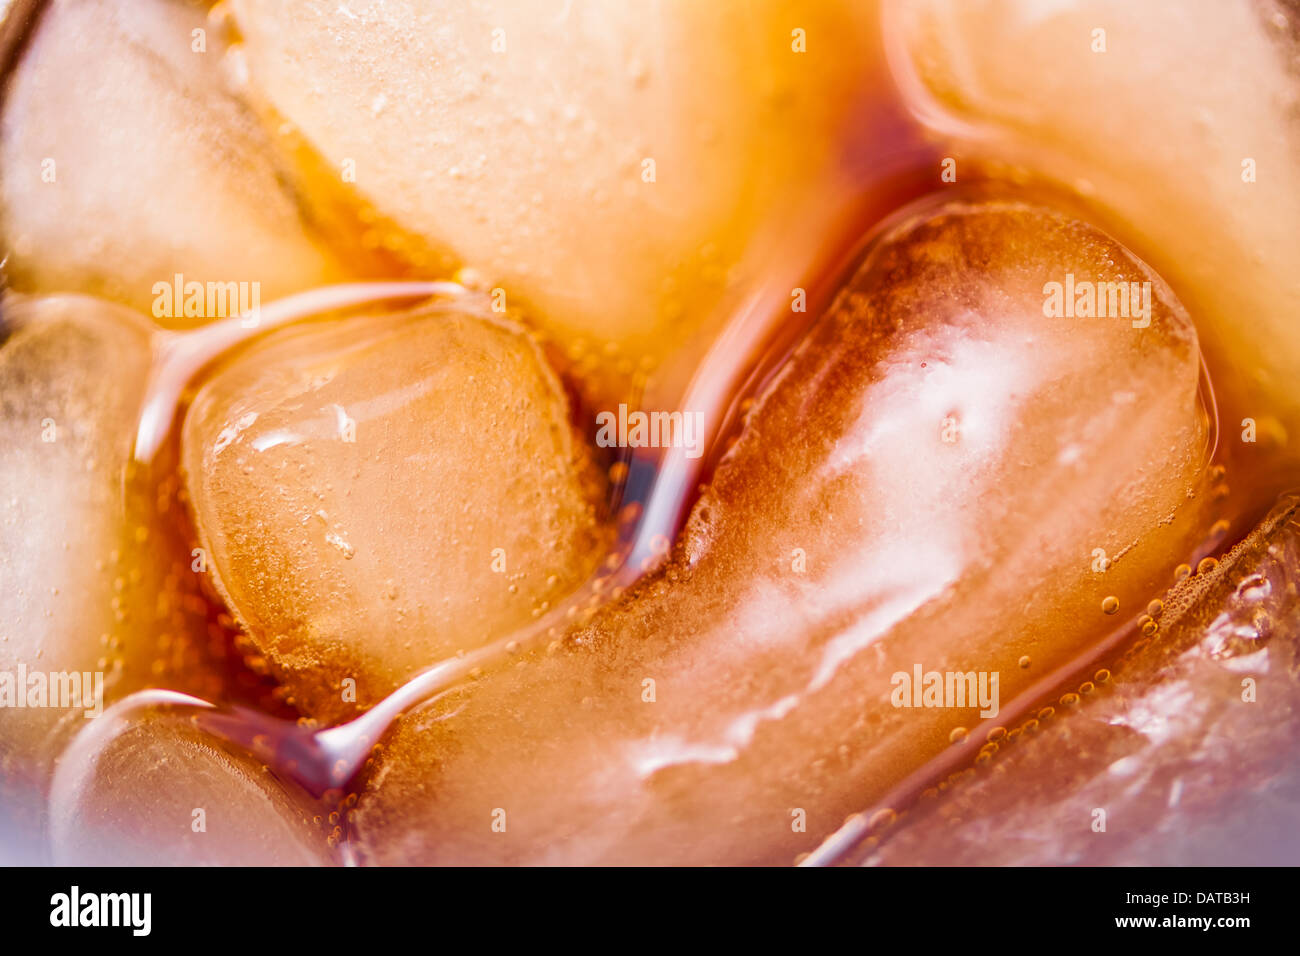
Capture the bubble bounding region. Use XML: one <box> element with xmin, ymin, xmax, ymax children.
<box><xmin>1102</xmin><ymin>596</ymin><xmax>1120</xmax><ymax>615</ymax></box>
<box><xmin>867</xmin><ymin>808</ymin><xmax>898</xmax><ymax>831</ymax></box>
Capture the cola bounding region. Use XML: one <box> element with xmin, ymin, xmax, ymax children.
<box><xmin>3</xmin><ymin>0</ymin><xmax>1300</xmax><ymax>867</ymax></box>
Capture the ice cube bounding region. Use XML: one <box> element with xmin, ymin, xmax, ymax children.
<box><xmin>48</xmin><ymin>692</ymin><xmax>331</xmax><ymax>866</ymax></box>
<box><xmin>180</xmin><ymin>303</ymin><xmax>610</xmax><ymax>724</ymax></box>
<box><xmin>350</xmin><ymin>199</ymin><xmax>1215</xmax><ymax>864</ymax></box>
<box><xmin>226</xmin><ymin>0</ymin><xmax>886</xmax><ymax>402</ymax></box>
<box><xmin>0</xmin><ymin>295</ymin><xmax>228</xmax><ymax>790</ymax></box>
<box><xmin>849</xmin><ymin>494</ymin><xmax>1300</xmax><ymax>866</ymax></box>
<box><xmin>887</xmin><ymin>0</ymin><xmax>1300</xmax><ymax>435</ymax></box>
<box><xmin>0</xmin><ymin>0</ymin><xmax>343</xmax><ymax>325</ymax></box>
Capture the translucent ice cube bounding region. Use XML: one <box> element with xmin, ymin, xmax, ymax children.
<box><xmin>180</xmin><ymin>303</ymin><xmax>610</xmax><ymax>723</ymax></box>
<box><xmin>0</xmin><ymin>295</ymin><xmax>225</xmax><ymax>789</ymax></box>
<box><xmin>226</xmin><ymin>0</ymin><xmax>886</xmax><ymax>402</ymax></box>
<box><xmin>887</xmin><ymin>0</ymin><xmax>1300</xmax><ymax>434</ymax></box>
<box><xmin>849</xmin><ymin>494</ymin><xmax>1300</xmax><ymax>866</ymax></box>
<box><xmin>48</xmin><ymin>692</ymin><xmax>330</xmax><ymax>866</ymax></box>
<box><xmin>0</xmin><ymin>0</ymin><xmax>343</xmax><ymax>325</ymax></box>
<box><xmin>350</xmin><ymin>199</ymin><xmax>1215</xmax><ymax>864</ymax></box>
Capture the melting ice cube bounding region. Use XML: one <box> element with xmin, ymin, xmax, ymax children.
<box><xmin>0</xmin><ymin>0</ymin><xmax>343</xmax><ymax>324</ymax></box>
<box><xmin>350</xmin><ymin>199</ymin><xmax>1215</xmax><ymax>864</ymax></box>
<box><xmin>226</xmin><ymin>0</ymin><xmax>888</xmax><ymax>403</ymax></box>
<box><xmin>48</xmin><ymin>692</ymin><xmax>331</xmax><ymax>866</ymax></box>
<box><xmin>0</xmin><ymin>295</ymin><xmax>223</xmax><ymax>792</ymax></box>
<box><xmin>887</xmin><ymin>0</ymin><xmax>1300</xmax><ymax>436</ymax></box>
<box><xmin>180</xmin><ymin>303</ymin><xmax>611</xmax><ymax>722</ymax></box>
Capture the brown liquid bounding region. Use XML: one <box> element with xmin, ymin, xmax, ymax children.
<box><xmin>10</xmin><ymin>0</ymin><xmax>1299</xmax><ymax>866</ymax></box>
<box><xmin>89</xmin><ymin>127</ymin><xmax>1270</xmax><ymax>871</ymax></box>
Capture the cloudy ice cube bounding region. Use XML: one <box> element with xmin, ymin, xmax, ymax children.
<box><xmin>887</xmin><ymin>0</ymin><xmax>1300</xmax><ymax>436</ymax></box>
<box><xmin>226</xmin><ymin>0</ymin><xmax>886</xmax><ymax>402</ymax></box>
<box><xmin>0</xmin><ymin>295</ymin><xmax>228</xmax><ymax>798</ymax></box>
<box><xmin>1</xmin><ymin>0</ymin><xmax>343</xmax><ymax>325</ymax></box>
<box><xmin>350</xmin><ymin>199</ymin><xmax>1215</xmax><ymax>864</ymax></box>
<box><xmin>853</xmin><ymin>494</ymin><xmax>1300</xmax><ymax>866</ymax></box>
<box><xmin>180</xmin><ymin>303</ymin><xmax>610</xmax><ymax>723</ymax></box>
<box><xmin>49</xmin><ymin>693</ymin><xmax>331</xmax><ymax>865</ymax></box>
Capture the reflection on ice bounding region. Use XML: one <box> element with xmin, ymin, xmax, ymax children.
<box><xmin>347</xmin><ymin>198</ymin><xmax>1217</xmax><ymax>864</ymax></box>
